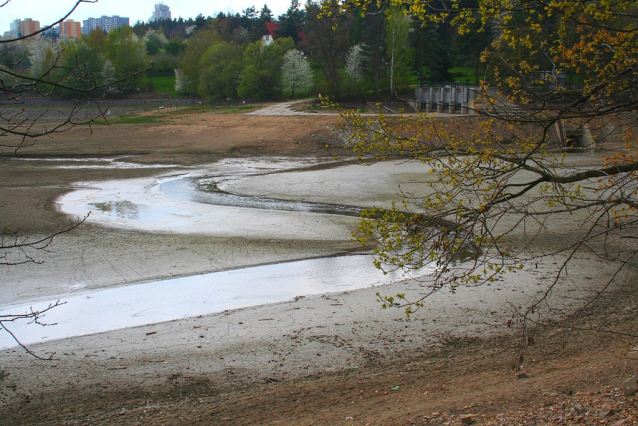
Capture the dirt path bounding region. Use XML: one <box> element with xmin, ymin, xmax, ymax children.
<box><xmin>1</xmin><ymin>104</ymin><xmax>638</xmax><ymax>425</ymax></box>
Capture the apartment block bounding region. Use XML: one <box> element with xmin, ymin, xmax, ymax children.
<box><xmin>82</xmin><ymin>16</ymin><xmax>130</xmax><ymax>35</ymax></box>
<box><xmin>19</xmin><ymin>18</ymin><xmax>40</xmax><ymax>38</ymax></box>
<box><xmin>60</xmin><ymin>19</ymin><xmax>82</xmax><ymax>39</ymax></box>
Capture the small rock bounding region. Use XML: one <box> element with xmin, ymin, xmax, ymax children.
<box><xmin>623</xmin><ymin>377</ymin><xmax>638</xmax><ymax>396</ymax></box>
<box><xmin>517</xmin><ymin>372</ymin><xmax>529</xmax><ymax>379</ymax></box>
<box><xmin>598</xmin><ymin>407</ymin><xmax>612</xmax><ymax>418</ymax></box>
<box><xmin>572</xmin><ymin>403</ymin><xmax>585</xmax><ymax>414</ymax></box>
<box><xmin>460</xmin><ymin>414</ymin><xmax>475</xmax><ymax>424</ymax></box>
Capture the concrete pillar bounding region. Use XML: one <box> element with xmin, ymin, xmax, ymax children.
<box><xmin>450</xmin><ymin>88</ymin><xmax>456</xmax><ymax>114</ymax></box>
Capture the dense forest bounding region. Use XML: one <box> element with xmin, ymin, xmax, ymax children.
<box><xmin>0</xmin><ymin>0</ymin><xmax>495</xmax><ymax>100</ymax></box>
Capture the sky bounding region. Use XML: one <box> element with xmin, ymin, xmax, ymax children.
<box><xmin>1</xmin><ymin>0</ymin><xmax>292</xmax><ymax>34</ymax></box>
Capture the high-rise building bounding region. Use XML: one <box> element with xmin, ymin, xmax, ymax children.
<box><xmin>150</xmin><ymin>3</ymin><xmax>171</xmax><ymax>22</ymax></box>
<box><xmin>19</xmin><ymin>18</ymin><xmax>40</xmax><ymax>38</ymax></box>
<box><xmin>9</xmin><ymin>19</ymin><xmax>20</xmax><ymax>37</ymax></box>
<box><xmin>82</xmin><ymin>16</ymin><xmax>130</xmax><ymax>35</ymax></box>
<box><xmin>59</xmin><ymin>19</ymin><xmax>82</xmax><ymax>39</ymax></box>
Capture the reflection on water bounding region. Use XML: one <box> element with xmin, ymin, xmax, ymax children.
<box><xmin>0</xmin><ymin>256</ymin><xmax>430</xmax><ymax>349</ymax></box>
<box><xmin>92</xmin><ymin>201</ymin><xmax>143</xmax><ymax>220</ymax></box>
<box><xmin>90</xmin><ymin>201</ymin><xmax>195</xmax><ymax>225</ymax></box>
<box><xmin>161</xmin><ymin>175</ymin><xmax>364</xmax><ymax>217</ymax></box>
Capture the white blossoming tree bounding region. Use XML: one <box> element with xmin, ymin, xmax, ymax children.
<box><xmin>345</xmin><ymin>44</ymin><xmax>364</xmax><ymax>83</ymax></box>
<box><xmin>27</xmin><ymin>38</ymin><xmax>60</xmax><ymax>78</ymax></box>
<box><xmin>281</xmin><ymin>49</ymin><xmax>313</xmax><ymax>98</ymax></box>
<box><xmin>174</xmin><ymin>68</ymin><xmax>189</xmax><ymax>94</ymax></box>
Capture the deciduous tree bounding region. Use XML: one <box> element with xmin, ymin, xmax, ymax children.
<box><xmin>198</xmin><ymin>41</ymin><xmax>243</xmax><ymax>99</ymax></box>
<box><xmin>334</xmin><ymin>0</ymin><xmax>638</xmax><ymax>365</ymax></box>
<box><xmin>384</xmin><ymin>6</ymin><xmax>411</xmax><ymax>96</ymax></box>
<box><xmin>281</xmin><ymin>49</ymin><xmax>313</xmax><ymax>97</ymax></box>
<box><xmin>177</xmin><ymin>29</ymin><xmax>221</xmax><ymax>94</ymax></box>
<box><xmin>238</xmin><ymin>37</ymin><xmax>294</xmax><ymax>99</ymax></box>
<box><xmin>345</xmin><ymin>44</ymin><xmax>364</xmax><ymax>83</ymax></box>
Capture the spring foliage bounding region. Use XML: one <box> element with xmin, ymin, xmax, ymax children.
<box><xmin>333</xmin><ymin>0</ymin><xmax>638</xmax><ymax>360</ymax></box>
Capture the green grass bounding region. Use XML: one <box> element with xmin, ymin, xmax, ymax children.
<box><xmin>148</xmin><ymin>75</ymin><xmax>177</xmax><ymax>95</ymax></box>
<box><xmin>109</xmin><ymin>103</ymin><xmax>262</xmax><ymax>125</ymax></box>
<box><xmin>178</xmin><ymin>103</ymin><xmax>261</xmax><ymax>114</ymax></box>
<box><xmin>113</xmin><ymin>114</ymin><xmax>166</xmax><ymax>124</ymax></box>
<box><xmin>448</xmin><ymin>67</ymin><xmax>479</xmax><ymax>83</ymax></box>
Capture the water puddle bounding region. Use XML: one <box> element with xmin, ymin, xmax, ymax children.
<box><xmin>0</xmin><ymin>256</ymin><xmax>430</xmax><ymax>350</ymax></box>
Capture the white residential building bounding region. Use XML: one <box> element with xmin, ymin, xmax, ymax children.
<box><xmin>150</xmin><ymin>4</ymin><xmax>171</xmax><ymax>22</ymax></box>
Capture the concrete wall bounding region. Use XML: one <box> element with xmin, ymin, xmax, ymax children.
<box><xmin>414</xmin><ymin>85</ymin><xmax>480</xmax><ymax>114</ymax></box>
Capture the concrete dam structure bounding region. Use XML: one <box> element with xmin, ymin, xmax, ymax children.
<box><xmin>414</xmin><ymin>84</ymin><xmax>480</xmax><ymax>114</ymax></box>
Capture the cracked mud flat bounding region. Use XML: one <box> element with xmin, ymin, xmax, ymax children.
<box><xmin>1</xmin><ymin>109</ymin><xmax>637</xmax><ymax>425</ymax></box>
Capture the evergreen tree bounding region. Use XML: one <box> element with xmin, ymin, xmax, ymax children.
<box><xmin>305</xmin><ymin>1</ymin><xmax>351</xmax><ymax>99</ymax></box>
<box><xmin>451</xmin><ymin>19</ymin><xmax>494</xmax><ymax>83</ymax></box>
<box><xmin>410</xmin><ymin>22</ymin><xmax>450</xmax><ymax>83</ymax></box>
<box><xmin>276</xmin><ymin>0</ymin><xmax>306</xmax><ymax>42</ymax></box>
<box><xmin>259</xmin><ymin>5</ymin><xmax>273</xmax><ymax>22</ymax></box>
<box><xmin>242</xmin><ymin>6</ymin><xmax>257</xmax><ymax>19</ymax></box>
<box><xmin>356</xmin><ymin>3</ymin><xmax>385</xmax><ymax>94</ymax></box>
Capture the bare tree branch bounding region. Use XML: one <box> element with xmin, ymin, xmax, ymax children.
<box><xmin>1</xmin><ymin>301</ymin><xmax>65</xmax><ymax>360</ymax></box>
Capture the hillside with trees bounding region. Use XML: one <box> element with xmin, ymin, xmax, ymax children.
<box><xmin>1</xmin><ymin>0</ymin><xmax>497</xmax><ymax>101</ymax></box>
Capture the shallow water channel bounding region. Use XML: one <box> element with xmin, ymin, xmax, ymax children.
<box><xmin>0</xmin><ymin>255</ymin><xmax>423</xmax><ymax>350</ymax></box>
<box><xmin>1</xmin><ymin>158</ymin><xmax>432</xmax><ymax>349</ymax></box>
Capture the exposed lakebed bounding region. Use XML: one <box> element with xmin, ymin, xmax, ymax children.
<box><xmin>1</xmin><ymin>158</ymin><xmax>433</xmax><ymax>348</ymax></box>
